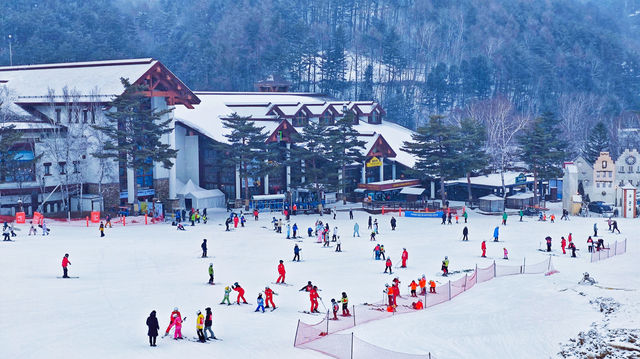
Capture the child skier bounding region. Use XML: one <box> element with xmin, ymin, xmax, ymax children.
<box><xmin>503</xmin><ymin>248</ymin><xmax>509</xmax><ymax>260</ymax></box>
<box><xmin>568</xmin><ymin>241</ymin><xmax>577</xmax><ymax>257</ymax></box>
<box><xmin>481</xmin><ymin>241</ymin><xmax>487</xmax><ymax>257</ymax></box>
<box><xmin>401</xmin><ymin>248</ymin><xmax>408</xmax><ymax>268</ymax></box>
<box><xmin>380</xmin><ymin>245</ymin><xmax>386</xmax><ymax>260</ymax></box>
<box><xmin>232</xmin><ymin>282</ymin><xmax>248</xmax><ymax>304</ymax></box>
<box><xmin>99</xmin><ymin>222</ymin><xmax>105</xmax><ymax>237</ymax></box>
<box><xmin>61</xmin><ymin>253</ymin><xmax>71</xmax><ymax>278</ymax></box>
<box><xmin>419</xmin><ymin>275</ymin><xmax>427</xmax><ymax>295</ymax></box>
<box><xmin>429</xmin><ymin>280</ymin><xmax>436</xmax><ymax>293</ymax></box>
<box><xmin>293</xmin><ymin>244</ymin><xmax>301</xmax><ymax>262</ymax></box>
<box><xmin>220</xmin><ymin>286</ymin><xmax>232</xmax><ymax>305</ymax></box>
<box><xmin>164</xmin><ymin>307</ymin><xmax>181</xmax><ymax>336</ymax></box>
<box><xmin>264</xmin><ymin>286</ymin><xmax>277</xmax><ymax>309</ymax></box>
<box><xmin>255</xmin><ymin>294</ymin><xmax>265</xmax><ymax>312</ymax></box>
<box><xmin>441</xmin><ymin>256</ymin><xmax>449</xmax><ymax>276</ymax></box>
<box><xmin>384</xmin><ymin>257</ymin><xmax>393</xmax><ymax>274</ymax></box>
<box><xmin>208</xmin><ymin>263</ymin><xmax>214</xmax><ymax>284</ymax></box>
<box><xmin>172</xmin><ymin>314</ymin><xmax>183</xmax><ymax>340</ymax></box>
<box><xmin>331</xmin><ymin>299</ymin><xmax>339</xmax><ymax>319</ymax></box>
<box><xmin>196</xmin><ymin>310</ymin><xmax>206</xmax><ymax>342</ymax></box>
<box><xmin>276</xmin><ymin>260</ymin><xmax>286</xmax><ymax>284</ymax></box>
<box><xmin>341</xmin><ymin>292</ymin><xmax>350</xmax><ymax>316</ymax></box>
<box><xmin>335</xmin><ymin>239</ymin><xmax>342</xmax><ymax>252</ymax></box>
<box><xmin>292</xmin><ymin>223</ymin><xmax>298</xmax><ymax>238</ymax></box>
<box><xmin>409</xmin><ymin>280</ymin><xmax>418</xmax><ymax>297</ymax></box>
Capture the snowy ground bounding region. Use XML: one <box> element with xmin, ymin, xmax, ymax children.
<box><xmin>1</xmin><ymin>203</ymin><xmax>639</xmax><ymax>359</ymax></box>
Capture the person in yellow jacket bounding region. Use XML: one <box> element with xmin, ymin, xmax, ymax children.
<box><xmin>196</xmin><ymin>310</ymin><xmax>205</xmax><ymax>343</ymax></box>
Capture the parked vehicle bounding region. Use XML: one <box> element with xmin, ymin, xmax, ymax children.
<box><xmin>587</xmin><ymin>201</ymin><xmax>613</xmax><ymax>214</ymax></box>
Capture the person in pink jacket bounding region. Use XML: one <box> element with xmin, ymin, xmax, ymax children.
<box><xmin>173</xmin><ymin>314</ymin><xmax>183</xmax><ymax>339</ymax></box>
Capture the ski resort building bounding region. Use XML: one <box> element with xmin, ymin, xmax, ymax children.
<box><xmin>0</xmin><ymin>58</ymin><xmax>418</xmax><ymax>216</ymax></box>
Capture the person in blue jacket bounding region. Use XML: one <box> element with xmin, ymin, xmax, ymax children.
<box><xmin>255</xmin><ymin>293</ymin><xmax>265</xmax><ymax>312</ymax></box>
<box><xmin>493</xmin><ymin>226</ymin><xmax>499</xmax><ymax>242</ymax></box>
<box><xmin>293</xmin><ymin>244</ymin><xmax>301</xmax><ymax>261</ymax></box>
<box><xmin>292</xmin><ymin>223</ymin><xmax>298</xmax><ymax>238</ymax></box>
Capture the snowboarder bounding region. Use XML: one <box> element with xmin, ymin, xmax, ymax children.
<box><xmin>220</xmin><ymin>287</ymin><xmax>232</xmax><ymax>305</ymax></box>
<box><xmin>164</xmin><ymin>307</ymin><xmax>181</xmax><ymax>336</ymax></box>
<box><xmin>196</xmin><ymin>310</ymin><xmax>206</xmax><ymax>342</ymax></box>
<box><xmin>587</xmin><ymin>236</ymin><xmax>594</xmax><ymax>253</ymax></box>
<box><xmin>384</xmin><ymin>257</ymin><xmax>393</xmax><ymax>274</ymax></box>
<box><xmin>462</xmin><ymin>226</ymin><xmax>469</xmax><ymax>241</ymax></box>
<box><xmin>201</xmin><ymin>239</ymin><xmax>207</xmax><ymax>258</ymax></box>
<box><xmin>568</xmin><ymin>241</ymin><xmax>577</xmax><ymax>257</ymax></box>
<box><xmin>61</xmin><ymin>253</ymin><xmax>71</xmax><ymax>278</ymax></box>
<box><xmin>341</xmin><ymin>292</ymin><xmax>350</xmax><ymax>316</ymax></box>
<box><xmin>309</xmin><ymin>286</ymin><xmax>321</xmax><ymax>313</ymax></box>
<box><xmin>545</xmin><ymin>236</ymin><xmax>552</xmax><ymax>252</ymax></box>
<box><xmin>204</xmin><ymin>307</ymin><xmax>217</xmax><ymax>340</ymax></box>
<box><xmin>255</xmin><ymin>294</ymin><xmax>265</xmax><ymax>312</ymax></box>
<box><xmin>99</xmin><ymin>222</ymin><xmax>105</xmax><ymax>237</ymax></box>
<box><xmin>561</xmin><ymin>237</ymin><xmax>566</xmax><ymax>254</ymax></box>
<box><xmin>146</xmin><ymin>310</ymin><xmax>159</xmax><ymax>347</ymax></box>
<box><xmin>276</xmin><ymin>260</ymin><xmax>286</xmax><ymax>283</ymax></box>
<box><xmin>292</xmin><ymin>223</ymin><xmax>298</xmax><ymax>238</ymax></box>
<box><xmin>503</xmin><ymin>248</ymin><xmax>508</xmax><ymax>260</ymax></box>
<box><xmin>172</xmin><ymin>314</ymin><xmax>183</xmax><ymax>340</ymax></box>
<box><xmin>264</xmin><ymin>287</ymin><xmax>277</xmax><ymax>309</ymax></box>
<box><xmin>390</xmin><ymin>216</ymin><xmax>396</xmax><ymax>230</ymax></box>
<box><xmin>331</xmin><ymin>299</ymin><xmax>339</xmax><ymax>320</ymax></box>
<box><xmin>409</xmin><ymin>280</ymin><xmax>418</xmax><ymax>297</ymax></box>
<box><xmin>401</xmin><ymin>248</ymin><xmax>408</xmax><ymax>268</ymax></box>
<box><xmin>293</xmin><ymin>244</ymin><xmax>301</xmax><ymax>262</ymax></box>
<box><xmin>232</xmin><ymin>282</ymin><xmax>248</xmax><ymax>304</ymax></box>
<box><xmin>493</xmin><ymin>226</ymin><xmax>499</xmax><ymax>242</ymax></box>
<box><xmin>612</xmin><ymin>220</ymin><xmax>620</xmax><ymax>234</ymax></box>
<box><xmin>441</xmin><ymin>256</ymin><xmax>449</xmax><ymax>276</ymax></box>
<box><xmin>208</xmin><ymin>263</ymin><xmax>214</xmax><ymax>284</ymax></box>
<box><xmin>502</xmin><ymin>212</ymin><xmax>508</xmax><ymax>225</ymax></box>
<box><xmin>593</xmin><ymin>223</ymin><xmax>598</xmax><ymax>237</ymax></box>
<box><xmin>335</xmin><ymin>239</ymin><xmax>342</xmax><ymax>252</ymax></box>
<box><xmin>481</xmin><ymin>241</ymin><xmax>487</xmax><ymax>257</ymax></box>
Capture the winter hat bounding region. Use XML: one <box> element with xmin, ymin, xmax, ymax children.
<box><xmin>205</xmin><ymin>307</ymin><xmax>211</xmax><ymax>311</ymax></box>
<box><xmin>174</xmin><ymin>307</ymin><xmax>178</xmax><ymax>311</ymax></box>
<box><xmin>209</xmin><ymin>263</ymin><xmax>213</xmax><ymax>266</ymax></box>
<box><xmin>197</xmin><ymin>310</ymin><xmax>201</xmax><ymax>314</ymax></box>
<box><xmin>225</xmin><ymin>286</ymin><xmax>230</xmax><ymax>290</ymax></box>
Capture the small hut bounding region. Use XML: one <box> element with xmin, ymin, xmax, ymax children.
<box><xmin>506</xmin><ymin>192</ymin><xmax>537</xmax><ymax>209</ymax></box>
<box><xmin>478</xmin><ymin>194</ymin><xmax>504</xmax><ymax>213</ymax></box>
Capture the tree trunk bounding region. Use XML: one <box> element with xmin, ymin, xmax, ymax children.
<box><xmin>466</xmin><ymin>171</ymin><xmax>473</xmax><ymax>204</ymax></box>
<box><xmin>533</xmin><ymin>171</ymin><xmax>538</xmax><ymax>206</ymax></box>
<box><xmin>243</xmin><ymin>160</ymin><xmax>249</xmax><ymax>208</ymax></box>
<box><xmin>440</xmin><ymin>177</ymin><xmax>446</xmax><ymax>207</ymax></box>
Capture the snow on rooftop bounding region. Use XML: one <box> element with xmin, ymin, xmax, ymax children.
<box><xmin>447</xmin><ymin>172</ymin><xmax>533</xmax><ymax>187</ymax></box>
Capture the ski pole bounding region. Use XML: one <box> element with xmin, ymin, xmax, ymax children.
<box><xmin>319</xmin><ymin>297</ymin><xmax>327</xmax><ymax>311</ymax></box>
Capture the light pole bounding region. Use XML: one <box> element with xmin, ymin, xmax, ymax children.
<box><xmin>8</xmin><ymin>34</ymin><xmax>13</xmax><ymax>66</ymax></box>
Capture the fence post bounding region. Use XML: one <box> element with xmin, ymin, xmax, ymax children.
<box><xmin>464</xmin><ymin>273</ymin><xmax>468</xmax><ymax>291</ymax></box>
<box><xmin>294</xmin><ymin>319</ymin><xmax>300</xmax><ymax>346</ymax></box>
<box><xmin>326</xmin><ymin>310</ymin><xmax>329</xmax><ymax>334</ymax></box>
<box><xmin>522</xmin><ymin>257</ymin><xmax>526</xmax><ymax>274</ymax></box>
<box><xmin>614</xmin><ymin>240</ymin><xmax>617</xmax><ymax>256</ymax></box>
<box><xmin>448</xmin><ymin>280</ymin><xmax>451</xmax><ymax>300</ymax></box>
<box><xmin>493</xmin><ymin>260</ymin><xmax>496</xmax><ymax>278</ymax></box>
<box><xmin>353</xmin><ymin>305</ymin><xmax>356</xmax><ymax>326</ymax></box>
<box><xmin>351</xmin><ymin>332</ymin><xmax>354</xmax><ymax>359</ymax></box>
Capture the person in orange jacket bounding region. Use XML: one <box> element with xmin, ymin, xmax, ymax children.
<box><xmin>264</xmin><ymin>286</ymin><xmax>277</xmax><ymax>310</ymax></box>
<box><xmin>309</xmin><ymin>286</ymin><xmax>321</xmax><ymax>313</ymax></box>
<box><xmin>276</xmin><ymin>260</ymin><xmax>286</xmax><ymax>284</ymax></box>
<box><xmin>481</xmin><ymin>241</ymin><xmax>487</xmax><ymax>257</ymax></box>
<box><xmin>385</xmin><ymin>284</ymin><xmax>394</xmax><ymax>307</ymax></box>
<box><xmin>412</xmin><ymin>300</ymin><xmax>423</xmax><ymax>310</ymax></box>
<box><xmin>164</xmin><ymin>307</ymin><xmax>181</xmax><ymax>336</ymax></box>
<box><xmin>419</xmin><ymin>275</ymin><xmax>427</xmax><ymax>295</ymax></box>
<box><xmin>401</xmin><ymin>248</ymin><xmax>408</xmax><ymax>268</ymax></box>
<box><xmin>408</xmin><ymin>280</ymin><xmax>418</xmax><ymax>297</ymax></box>
<box><xmin>561</xmin><ymin>237</ymin><xmax>567</xmax><ymax>254</ymax></box>
<box><xmin>232</xmin><ymin>282</ymin><xmax>248</xmax><ymax>304</ymax></box>
<box><xmin>384</xmin><ymin>257</ymin><xmax>393</xmax><ymax>274</ymax></box>
<box><xmin>429</xmin><ymin>280</ymin><xmax>436</xmax><ymax>293</ymax></box>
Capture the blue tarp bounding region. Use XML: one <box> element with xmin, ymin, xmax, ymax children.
<box><xmin>403</xmin><ymin>211</ymin><xmax>443</xmax><ymax>218</ymax></box>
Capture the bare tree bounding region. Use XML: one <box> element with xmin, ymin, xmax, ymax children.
<box><xmin>557</xmin><ymin>92</ymin><xmax>606</xmax><ymax>157</ymax></box>
<box><xmin>466</xmin><ymin>96</ymin><xmax>530</xmax><ymax>198</ymax></box>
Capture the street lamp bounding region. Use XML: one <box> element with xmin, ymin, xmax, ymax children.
<box><xmin>8</xmin><ymin>34</ymin><xmax>13</xmax><ymax>66</ymax></box>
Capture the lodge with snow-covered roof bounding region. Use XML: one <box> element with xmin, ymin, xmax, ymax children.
<box><xmin>0</xmin><ymin>58</ymin><xmax>418</xmax><ymax>216</ymax></box>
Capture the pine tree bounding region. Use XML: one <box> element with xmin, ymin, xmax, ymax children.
<box><xmin>215</xmin><ymin>113</ymin><xmax>267</xmax><ymax>205</ymax></box>
<box><xmin>458</xmin><ymin>118</ymin><xmax>488</xmax><ymax>202</ymax></box>
<box><xmin>402</xmin><ymin>115</ymin><xmax>462</xmax><ymax>205</ymax></box>
<box><xmin>518</xmin><ymin>114</ymin><xmax>567</xmax><ymax>204</ymax></box>
<box><xmin>295</xmin><ymin>121</ymin><xmax>334</xmax><ymax>206</ymax></box>
<box><xmin>327</xmin><ymin>111</ymin><xmax>366</xmax><ymax>202</ymax></box>
<box><xmin>583</xmin><ymin>121</ymin><xmax>610</xmax><ymax>164</ymax></box>
<box><xmin>320</xmin><ymin>26</ymin><xmax>347</xmax><ymax>97</ymax></box>
<box><xmin>92</xmin><ymin>78</ymin><xmax>176</xmax><ymax>202</ymax></box>
<box><xmin>359</xmin><ymin>64</ymin><xmax>374</xmax><ymax>101</ymax></box>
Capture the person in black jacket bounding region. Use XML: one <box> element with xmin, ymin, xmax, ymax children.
<box><xmin>462</xmin><ymin>226</ymin><xmax>469</xmax><ymax>241</ymax></box>
<box><xmin>204</xmin><ymin>307</ymin><xmax>217</xmax><ymax>340</ymax></box>
<box><xmin>201</xmin><ymin>239</ymin><xmax>208</xmax><ymax>258</ymax></box>
<box><xmin>146</xmin><ymin>310</ymin><xmax>160</xmax><ymax>347</ymax></box>
<box><xmin>390</xmin><ymin>216</ymin><xmax>397</xmax><ymax>231</ymax></box>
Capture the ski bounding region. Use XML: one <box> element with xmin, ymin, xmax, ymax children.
<box><xmin>271</xmin><ymin>282</ymin><xmax>293</xmax><ymax>286</ymax></box>
<box><xmin>57</xmin><ymin>276</ymin><xmax>79</xmax><ymax>279</ymax></box>
<box><xmin>298</xmin><ymin>310</ymin><xmax>323</xmax><ymax>316</ymax></box>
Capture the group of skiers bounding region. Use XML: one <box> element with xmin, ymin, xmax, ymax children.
<box><xmin>147</xmin><ymin>306</ymin><xmax>218</xmax><ymax>345</ymax></box>
<box><xmin>441</xmin><ymin>210</ymin><xmax>468</xmax><ymax>225</ymax></box>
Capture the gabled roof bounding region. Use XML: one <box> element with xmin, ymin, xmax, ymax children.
<box><xmin>364</xmin><ymin>133</ymin><xmax>397</xmax><ymax>158</ymax></box>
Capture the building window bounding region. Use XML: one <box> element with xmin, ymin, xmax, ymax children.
<box><xmin>82</xmin><ymin>110</ymin><xmax>88</xmax><ymax>123</ymax></box>
<box><xmin>44</xmin><ymin>163</ymin><xmax>52</xmax><ymax>176</ymax></box>
<box><xmin>609</xmin><ymin>171</ymin><xmax>612</xmax><ymax>178</ymax></box>
<box><xmin>55</xmin><ymin>109</ymin><xmax>61</xmax><ymax>124</ymax></box>
<box><xmin>602</xmin><ymin>160</ymin><xmax>607</xmax><ymax>169</ymax></box>
<box><xmin>369</xmin><ymin>111</ymin><xmax>381</xmax><ymax>124</ymax></box>
<box><xmin>319</xmin><ymin>113</ymin><xmax>333</xmax><ymax>125</ymax></box>
<box><xmin>73</xmin><ymin>160</ymin><xmax>80</xmax><ymax>173</ymax></box>
<box><xmin>91</xmin><ymin>109</ymin><xmax>96</xmax><ymax>124</ymax></box>
<box><xmin>68</xmin><ymin>109</ymin><xmax>72</xmax><ymax>123</ymax></box>
<box><xmin>293</xmin><ymin>112</ymin><xmax>307</xmax><ymax>127</ymax></box>
<box><xmin>58</xmin><ymin>162</ymin><xmax>66</xmax><ymax>175</ymax></box>
<box><xmin>620</xmin><ymin>166</ymin><xmax>625</xmax><ymax>173</ymax></box>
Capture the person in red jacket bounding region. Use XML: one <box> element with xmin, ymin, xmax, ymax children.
<box><xmin>401</xmin><ymin>248</ymin><xmax>408</xmax><ymax>268</ymax></box>
<box><xmin>392</xmin><ymin>283</ymin><xmax>399</xmax><ymax>306</ymax></box>
<box><xmin>264</xmin><ymin>286</ymin><xmax>277</xmax><ymax>309</ymax></box>
<box><xmin>253</xmin><ymin>209</ymin><xmax>259</xmax><ymax>220</ymax></box>
<box><xmin>276</xmin><ymin>260</ymin><xmax>286</xmax><ymax>284</ymax></box>
<box><xmin>61</xmin><ymin>253</ymin><xmax>71</xmax><ymax>278</ymax></box>
<box><xmin>164</xmin><ymin>307</ymin><xmax>181</xmax><ymax>336</ymax></box>
<box><xmin>232</xmin><ymin>282</ymin><xmax>248</xmax><ymax>304</ymax></box>
<box><xmin>384</xmin><ymin>257</ymin><xmax>393</xmax><ymax>274</ymax></box>
<box><xmin>561</xmin><ymin>237</ymin><xmax>567</xmax><ymax>254</ymax></box>
<box><xmin>309</xmin><ymin>286</ymin><xmax>321</xmax><ymax>313</ymax></box>
<box><xmin>233</xmin><ymin>215</ymin><xmax>239</xmax><ymax>228</ymax></box>
<box><xmin>481</xmin><ymin>241</ymin><xmax>487</xmax><ymax>257</ymax></box>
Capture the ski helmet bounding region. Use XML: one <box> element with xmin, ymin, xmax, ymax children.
<box><xmin>209</xmin><ymin>263</ymin><xmax>213</xmax><ymax>266</ymax></box>
<box><xmin>197</xmin><ymin>310</ymin><xmax>201</xmax><ymax>314</ymax></box>
<box><xmin>445</xmin><ymin>256</ymin><xmax>448</xmax><ymax>260</ymax></box>
<box><xmin>64</xmin><ymin>253</ymin><xmax>69</xmax><ymax>257</ymax></box>
<box><xmin>225</xmin><ymin>286</ymin><xmax>230</xmax><ymax>290</ymax></box>
<box><xmin>174</xmin><ymin>307</ymin><xmax>178</xmax><ymax>311</ymax></box>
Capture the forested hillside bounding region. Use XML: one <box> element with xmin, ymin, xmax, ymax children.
<box><xmin>2</xmin><ymin>0</ymin><xmax>640</xmax><ymax>144</ymax></box>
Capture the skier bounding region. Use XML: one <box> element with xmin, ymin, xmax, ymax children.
<box><xmin>561</xmin><ymin>237</ymin><xmax>566</xmax><ymax>255</ymax></box>
<box><xmin>607</xmin><ymin>217</ymin><xmax>612</xmax><ymax>231</ymax></box>
<box><xmin>419</xmin><ymin>275</ymin><xmax>427</xmax><ymax>295</ymax></box>
<box><xmin>106</xmin><ymin>214</ymin><xmax>112</xmax><ymax>228</ymax></box>
<box><xmin>545</xmin><ymin>236</ymin><xmax>552</xmax><ymax>252</ymax></box>
<box><xmin>276</xmin><ymin>260</ymin><xmax>286</xmax><ymax>284</ymax></box>
<box><xmin>493</xmin><ymin>226</ymin><xmax>499</xmax><ymax>242</ymax></box>
<box><xmin>384</xmin><ymin>257</ymin><xmax>393</xmax><ymax>274</ymax></box>
<box><xmin>368</xmin><ymin>216</ymin><xmax>372</xmax><ymax>230</ymax></box>
<box><xmin>373</xmin><ymin>244</ymin><xmax>381</xmax><ymax>260</ymax></box>
<box><xmin>232</xmin><ymin>282</ymin><xmax>248</xmax><ymax>304</ymax></box>
<box><xmin>390</xmin><ymin>216</ymin><xmax>396</xmax><ymax>231</ymax></box>
<box><xmin>447</xmin><ymin>212</ymin><xmax>452</xmax><ymax>225</ymax></box>
<box><xmin>190</xmin><ymin>211</ymin><xmax>196</xmax><ymax>226</ymax></box>
<box><xmin>380</xmin><ymin>245</ymin><xmax>386</xmax><ymax>260</ymax></box>
<box><xmin>285</xmin><ymin>223</ymin><xmax>291</xmax><ymax>239</ymax></box>
<box><xmin>225</xmin><ymin>217</ymin><xmax>231</xmax><ymax>231</ymax></box>
<box><xmin>370</xmin><ymin>230</ymin><xmax>376</xmax><ymax>241</ymax></box>
<box><xmin>503</xmin><ymin>248</ymin><xmax>508</xmax><ymax>260</ymax></box>
<box><xmin>587</xmin><ymin>236</ymin><xmax>594</xmax><ymax>253</ymax></box>
<box><xmin>99</xmin><ymin>222</ymin><xmax>105</xmax><ymax>237</ymax></box>
<box><xmin>146</xmin><ymin>310</ymin><xmax>159</xmax><ymax>347</ymax></box>
<box><xmin>253</xmin><ymin>209</ymin><xmax>259</xmax><ymax>220</ymax></box>
<box><xmin>307</xmin><ymin>226</ymin><xmax>313</xmax><ymax>237</ymax></box>
<box><xmin>593</xmin><ymin>223</ymin><xmax>598</xmax><ymax>237</ymax></box>
<box><xmin>502</xmin><ymin>212</ymin><xmax>508</xmax><ymax>225</ymax></box>
<box><xmin>331</xmin><ymin>299</ymin><xmax>339</xmax><ymax>319</ymax></box>
<box><xmin>61</xmin><ymin>253</ymin><xmax>71</xmax><ymax>278</ymax></box>
<box><xmin>349</xmin><ymin>209</ymin><xmax>353</xmax><ymax>220</ymax></box>
<box><xmin>201</xmin><ymin>239</ymin><xmax>207</xmax><ymax>258</ymax></box>
<box><xmin>441</xmin><ymin>256</ymin><xmax>449</xmax><ymax>276</ymax></box>
<box><xmin>568</xmin><ymin>241</ymin><xmax>577</xmax><ymax>257</ymax></box>
<box><xmin>176</xmin><ymin>223</ymin><xmax>185</xmax><ymax>231</ymax></box>
<box><xmin>401</xmin><ymin>248</ymin><xmax>408</xmax><ymax>268</ymax></box>
<box><xmin>204</xmin><ymin>307</ymin><xmax>217</xmax><ymax>340</ymax></box>
<box><xmin>455</xmin><ymin>214</ymin><xmax>459</xmax><ymax>224</ymax></box>
<box><xmin>392</xmin><ymin>281</ymin><xmax>400</xmax><ymax>306</ymax></box>
<box><xmin>240</xmin><ymin>215</ymin><xmax>246</xmax><ymax>227</ymax></box>
<box><xmin>293</xmin><ymin>244</ymin><xmax>301</xmax><ymax>262</ymax></box>
<box><xmin>612</xmin><ymin>220</ymin><xmax>620</xmax><ymax>234</ymax></box>
<box><xmin>519</xmin><ymin>209</ymin><xmax>523</xmax><ymax>222</ymax></box>
<box><xmin>463</xmin><ymin>210</ymin><xmax>468</xmax><ymax>223</ymax></box>
<box><xmin>332</xmin><ymin>226</ymin><xmax>338</xmax><ymax>241</ymax></box>
<box><xmin>341</xmin><ymin>292</ymin><xmax>350</xmax><ymax>316</ymax></box>
<box><xmin>597</xmin><ymin>238</ymin><xmax>605</xmax><ymax>251</ymax></box>
<box><xmin>441</xmin><ymin>212</ymin><xmax>446</xmax><ymax>225</ymax></box>
<box><xmin>409</xmin><ymin>280</ymin><xmax>418</xmax><ymax>297</ymax></box>
<box><xmin>196</xmin><ymin>310</ymin><xmax>206</xmax><ymax>342</ymax></box>
<box><xmin>264</xmin><ymin>286</ymin><xmax>277</xmax><ymax>309</ymax></box>
<box><xmin>2</xmin><ymin>225</ymin><xmax>10</xmax><ymax>241</ymax></box>
<box><xmin>42</xmin><ymin>220</ymin><xmax>49</xmax><ymax>236</ymax></box>
<box><xmin>412</xmin><ymin>300</ymin><xmax>424</xmax><ymax>310</ymax></box>
<box><xmin>374</xmin><ymin>219</ymin><xmax>379</xmax><ymax>234</ymax></box>
<box><xmin>550</xmin><ymin>214</ymin><xmax>555</xmax><ymax>223</ymax></box>
<box><xmin>208</xmin><ymin>263</ymin><xmax>214</xmax><ymax>284</ymax></box>
<box><xmin>385</xmin><ymin>284</ymin><xmax>394</xmax><ymax>307</ymax></box>
<box><xmin>481</xmin><ymin>241</ymin><xmax>487</xmax><ymax>257</ymax></box>
<box><xmin>28</xmin><ymin>223</ymin><xmax>37</xmax><ymax>235</ymax></box>
<box><xmin>309</xmin><ymin>286</ymin><xmax>321</xmax><ymax>313</ymax></box>
<box><xmin>292</xmin><ymin>223</ymin><xmax>298</xmax><ymax>238</ymax></box>
<box><xmin>164</xmin><ymin>307</ymin><xmax>181</xmax><ymax>336</ymax></box>
<box><xmin>233</xmin><ymin>215</ymin><xmax>239</xmax><ymax>228</ymax></box>
<box><xmin>335</xmin><ymin>239</ymin><xmax>342</xmax><ymax>252</ymax></box>
<box><xmin>299</xmin><ymin>281</ymin><xmax>314</xmax><ymax>292</ymax></box>
<box><xmin>429</xmin><ymin>279</ymin><xmax>436</xmax><ymax>293</ymax></box>
<box><xmin>202</xmin><ymin>214</ymin><xmax>207</xmax><ymax>224</ymax></box>
<box><xmin>172</xmin><ymin>314</ymin><xmax>183</xmax><ymax>340</ymax></box>
<box><xmin>255</xmin><ymin>294</ymin><xmax>265</xmax><ymax>313</ymax></box>
<box><xmin>462</xmin><ymin>226</ymin><xmax>469</xmax><ymax>241</ymax></box>
<box><xmin>220</xmin><ymin>286</ymin><xmax>232</xmax><ymax>305</ymax></box>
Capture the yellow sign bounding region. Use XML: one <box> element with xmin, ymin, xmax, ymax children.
<box><xmin>366</xmin><ymin>156</ymin><xmax>382</xmax><ymax>167</ymax></box>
